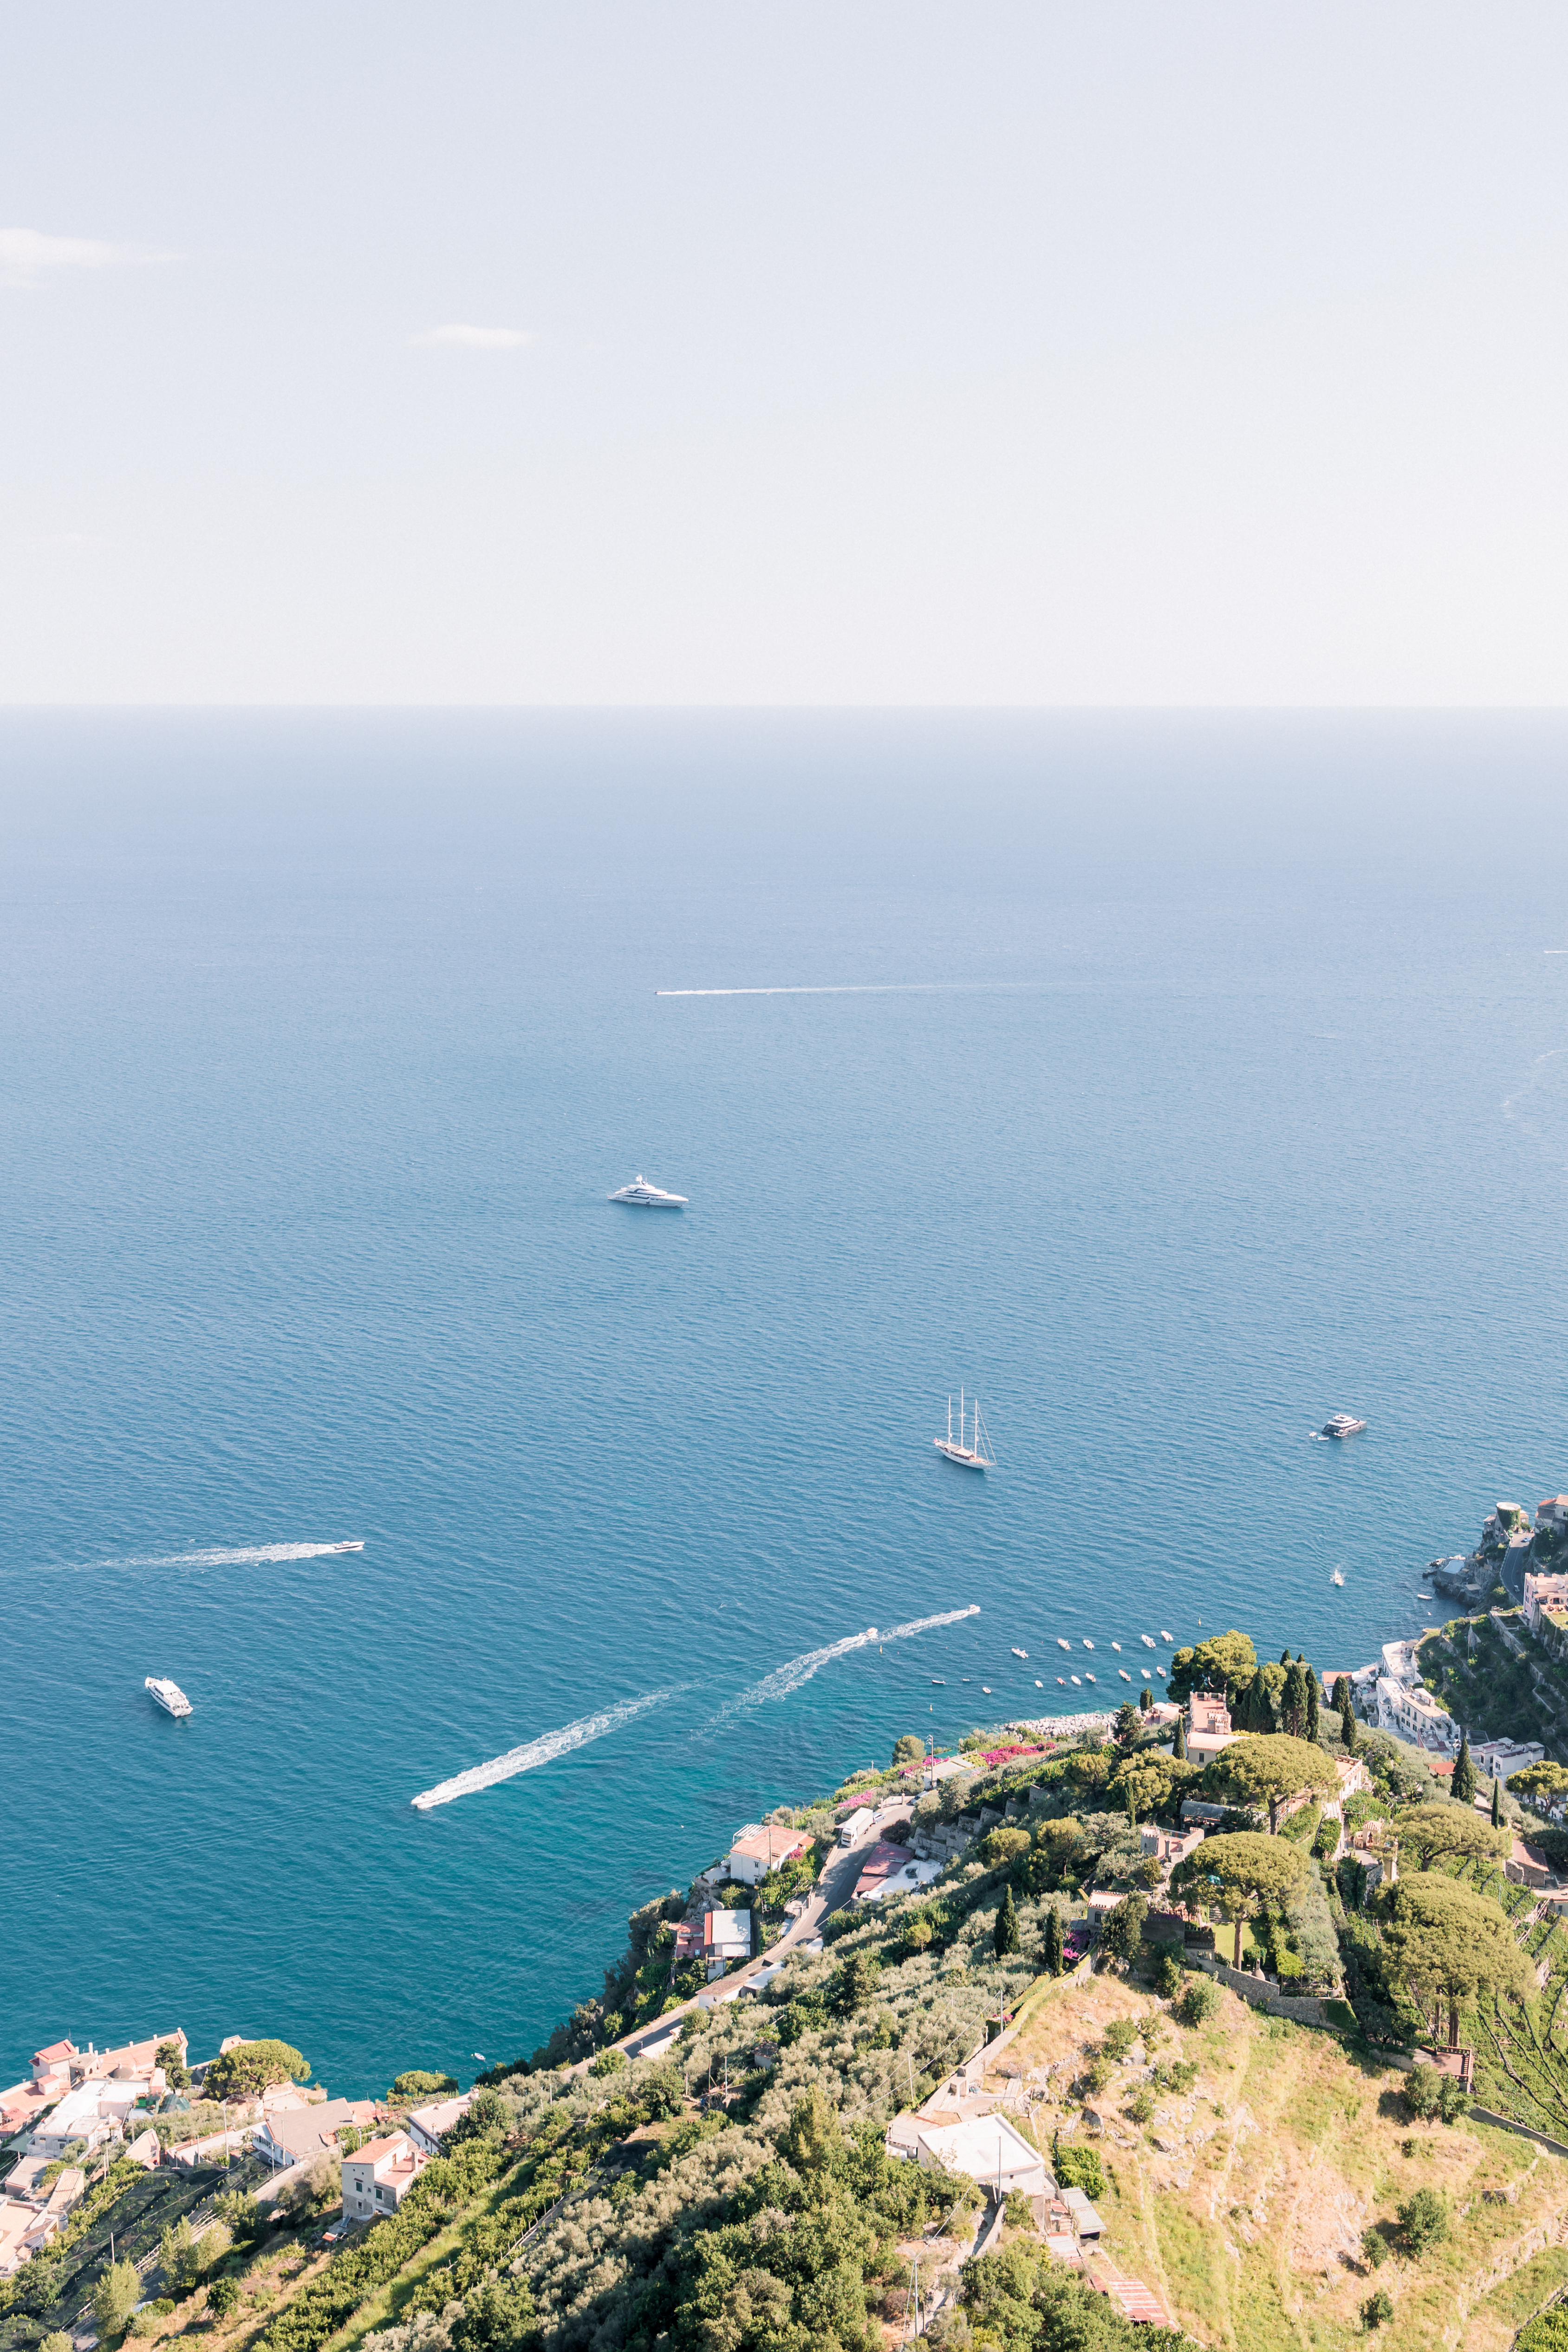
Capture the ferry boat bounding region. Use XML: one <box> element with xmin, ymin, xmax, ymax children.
<box><xmin>1320</xmin><ymin>1413</ymin><xmax>1367</xmax><ymax>1438</ymax></box>
<box><xmin>608</xmin><ymin>1174</ymin><xmax>688</xmax><ymax>1208</ymax></box>
<box><xmin>145</xmin><ymin>1676</ymin><xmax>192</xmax><ymax>1719</ymax></box>
<box><xmin>934</xmin><ymin>1390</ymin><xmax>995</xmax><ymax>1470</ymax></box>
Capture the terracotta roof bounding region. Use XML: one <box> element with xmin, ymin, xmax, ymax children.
<box><xmin>1096</xmin><ymin>2277</ymin><xmax>1170</xmax><ymax>2324</ymax></box>
<box><xmin>33</xmin><ymin>2043</ymin><xmax>75</xmax><ymax>2065</ymax></box>
<box><xmin>347</xmin><ymin>2133</ymin><xmax>416</xmax><ymax>2169</ymax></box>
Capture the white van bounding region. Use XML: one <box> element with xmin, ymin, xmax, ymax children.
<box><xmin>838</xmin><ymin>1806</ymin><xmax>875</xmax><ymax>1847</ymax></box>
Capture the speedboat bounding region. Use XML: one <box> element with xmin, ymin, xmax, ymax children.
<box><xmin>1110</xmin><ymin>1641</ymin><xmax>1121</xmax><ymax>1652</ymax></box>
<box><xmin>608</xmin><ymin>1174</ymin><xmax>688</xmax><ymax>1207</ymax></box>
<box><xmin>1034</xmin><ymin>1679</ymin><xmax>1043</xmax><ymax>1688</ymax></box>
<box><xmin>1070</xmin><ymin>1675</ymin><xmax>1081</xmax><ymax>1686</ymax></box>
<box><xmin>1118</xmin><ymin>1669</ymin><xmax>1131</xmax><ymax>1681</ymax></box>
<box><xmin>1082</xmin><ymin>1639</ymin><xmax>1094</xmax><ymax>1650</ymax></box>
<box><xmin>1140</xmin><ymin>1635</ymin><xmax>1156</xmax><ymax>1647</ymax></box>
<box><xmin>327</xmin><ymin>1541</ymin><xmax>364</xmax><ymax>1553</ymax></box>
<box><xmin>1331</xmin><ymin>1569</ymin><xmax>1345</xmax><ymax>1587</ymax></box>
<box><xmin>145</xmin><ymin>1676</ymin><xmax>192</xmax><ymax>1719</ymax></box>
<box><xmin>1159</xmin><ymin>1629</ymin><xmax>1173</xmax><ymax>1642</ymax></box>
<box><xmin>1057</xmin><ymin>1639</ymin><xmax>1070</xmax><ymax>1651</ymax></box>
<box><xmin>1321</xmin><ymin>1413</ymin><xmax>1367</xmax><ymax>1438</ymax></box>
<box><xmin>981</xmin><ymin>1685</ymin><xmax>991</xmax><ymax>1695</ymax></box>
<box><xmin>1085</xmin><ymin>1673</ymin><xmax>1096</xmax><ymax>1684</ymax></box>
<box><xmin>1010</xmin><ymin>1647</ymin><xmax>1028</xmax><ymax>1659</ymax></box>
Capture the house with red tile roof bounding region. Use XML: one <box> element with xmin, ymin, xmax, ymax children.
<box><xmin>342</xmin><ymin>2131</ymin><xmax>425</xmax><ymax>2224</ymax></box>
<box><xmin>726</xmin><ymin>1825</ymin><xmax>812</xmax><ymax>1886</ymax></box>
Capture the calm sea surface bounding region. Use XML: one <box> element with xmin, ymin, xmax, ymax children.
<box><xmin>4</xmin><ymin>710</ymin><xmax>1568</xmax><ymax>2095</ymax></box>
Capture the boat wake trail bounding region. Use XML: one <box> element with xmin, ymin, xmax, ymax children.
<box><xmin>722</xmin><ymin>1606</ymin><xmax>981</xmax><ymax>1715</ymax></box>
<box><xmin>410</xmin><ymin>1689</ymin><xmax>676</xmax><ymax>1812</ymax></box>
<box><xmin>85</xmin><ymin>1542</ymin><xmax>359</xmax><ymax>1571</ymax></box>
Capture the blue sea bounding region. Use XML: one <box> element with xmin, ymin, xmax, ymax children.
<box><xmin>4</xmin><ymin>710</ymin><xmax>1568</xmax><ymax>2098</ymax></box>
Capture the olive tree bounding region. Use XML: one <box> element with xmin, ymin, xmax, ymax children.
<box><xmin>1380</xmin><ymin>1871</ymin><xmax>1535</xmax><ymax>2048</ymax></box>
<box><xmin>1171</xmin><ymin>1830</ymin><xmax>1309</xmax><ymax>1968</ymax></box>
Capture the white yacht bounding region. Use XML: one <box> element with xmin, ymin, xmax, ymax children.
<box><xmin>608</xmin><ymin>1174</ymin><xmax>688</xmax><ymax>1208</ymax></box>
<box><xmin>145</xmin><ymin>1676</ymin><xmax>192</xmax><ymax>1719</ymax></box>
<box><xmin>934</xmin><ymin>1390</ymin><xmax>995</xmax><ymax>1470</ymax></box>
<box><xmin>1010</xmin><ymin>1647</ymin><xmax>1028</xmax><ymax>1659</ymax></box>
<box><xmin>1321</xmin><ymin>1413</ymin><xmax>1367</xmax><ymax>1438</ymax></box>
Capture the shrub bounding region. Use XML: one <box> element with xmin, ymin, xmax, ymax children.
<box><xmin>41</xmin><ymin>2333</ymin><xmax>74</xmax><ymax>2352</ymax></box>
<box><xmin>589</xmin><ymin>2048</ymin><xmax>627</xmax><ymax>2078</ymax></box>
<box><xmin>1399</xmin><ymin>2186</ymin><xmax>1448</xmax><ymax>2255</ymax></box>
<box><xmin>1052</xmin><ymin>2142</ymin><xmax>1106</xmax><ymax>2200</ymax></box>
<box><xmin>1361</xmin><ymin>2225</ymin><xmax>1389</xmax><ymax>2270</ymax></box>
<box><xmin>1125</xmin><ymin>2090</ymin><xmax>1154</xmax><ymax>2124</ymax></box>
<box><xmin>1404</xmin><ymin>2065</ymin><xmax>1442</xmax><ymax>2122</ymax></box>
<box><xmin>1101</xmin><ymin>2019</ymin><xmax>1138</xmax><ymax>2060</ymax></box>
<box><xmin>1003</xmin><ymin>2189</ymin><xmax>1033</xmax><ymax>2227</ymax></box>
<box><xmin>209</xmin><ymin>2280</ymin><xmax>241</xmax><ymax>2319</ymax></box>
<box><xmin>1363</xmin><ymin>2287</ymin><xmax>1394</xmax><ymax>2328</ymax></box>
<box><xmin>389</xmin><ymin>2070</ymin><xmax>459</xmax><ymax>2101</ymax></box>
<box><xmin>1177</xmin><ymin>1977</ymin><xmax>1220</xmax><ymax>2027</ymax></box>
<box><xmin>1153</xmin><ymin>1951</ymin><xmax>1184</xmax><ymax>1998</ymax></box>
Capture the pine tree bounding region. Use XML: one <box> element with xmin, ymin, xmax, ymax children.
<box><xmin>995</xmin><ymin>1885</ymin><xmax>1021</xmax><ymax>1958</ymax></box>
<box><xmin>1453</xmin><ymin>1732</ymin><xmax>1477</xmax><ymax>1807</ymax></box>
<box><xmin>1492</xmin><ymin>1774</ymin><xmax>1503</xmax><ymax>1829</ymax></box>
<box><xmin>1305</xmin><ymin>1671</ymin><xmax>1321</xmax><ymax>1743</ymax></box>
<box><xmin>1281</xmin><ymin>1648</ymin><xmax>1292</xmax><ymax>1670</ymax></box>
<box><xmin>1044</xmin><ymin>1903</ymin><xmax>1065</xmax><ymax>1976</ymax></box>
<box><xmin>1174</xmin><ymin>1714</ymin><xmax>1187</xmax><ymax>1761</ymax></box>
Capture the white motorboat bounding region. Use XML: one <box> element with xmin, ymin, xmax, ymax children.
<box><xmin>1118</xmin><ymin>1669</ymin><xmax>1131</xmax><ymax>1682</ymax></box>
<box><xmin>1057</xmin><ymin>1639</ymin><xmax>1071</xmax><ymax>1651</ymax></box>
<box><xmin>1035</xmin><ymin>1679</ymin><xmax>1044</xmax><ymax>1688</ymax></box>
<box><xmin>981</xmin><ymin>1685</ymin><xmax>992</xmax><ymax>1695</ymax></box>
<box><xmin>1321</xmin><ymin>1413</ymin><xmax>1367</xmax><ymax>1438</ymax></box>
<box><xmin>1331</xmin><ymin>1569</ymin><xmax>1345</xmax><ymax>1587</ymax></box>
<box><xmin>1082</xmin><ymin>1639</ymin><xmax>1094</xmax><ymax>1650</ymax></box>
<box><xmin>1085</xmin><ymin>1673</ymin><xmax>1096</xmax><ymax>1683</ymax></box>
<box><xmin>1010</xmin><ymin>1647</ymin><xmax>1028</xmax><ymax>1659</ymax></box>
<box><xmin>934</xmin><ymin>1389</ymin><xmax>995</xmax><ymax>1470</ymax></box>
<box><xmin>608</xmin><ymin>1174</ymin><xmax>688</xmax><ymax>1208</ymax></box>
<box><xmin>327</xmin><ymin>1541</ymin><xmax>364</xmax><ymax>1553</ymax></box>
<box><xmin>1111</xmin><ymin>1641</ymin><xmax>1122</xmax><ymax>1652</ymax></box>
<box><xmin>145</xmin><ymin>1676</ymin><xmax>192</xmax><ymax>1719</ymax></box>
<box><xmin>1159</xmin><ymin>1629</ymin><xmax>1173</xmax><ymax>1642</ymax></box>
<box><xmin>1070</xmin><ymin>1675</ymin><xmax>1081</xmax><ymax>1686</ymax></box>
<box><xmin>1140</xmin><ymin>1634</ymin><xmax>1156</xmax><ymax>1647</ymax></box>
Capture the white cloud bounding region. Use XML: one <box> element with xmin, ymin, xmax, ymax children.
<box><xmin>414</xmin><ymin>323</ymin><xmax>532</xmax><ymax>351</ymax></box>
<box><xmin>0</xmin><ymin>227</ymin><xmax>170</xmax><ymax>287</ymax></box>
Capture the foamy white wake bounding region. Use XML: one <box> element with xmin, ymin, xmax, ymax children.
<box><xmin>410</xmin><ymin>1689</ymin><xmax>675</xmax><ymax>1812</ymax></box>
<box><xmin>722</xmin><ymin>1605</ymin><xmax>980</xmax><ymax>1714</ymax></box>
<box><xmin>86</xmin><ymin>1542</ymin><xmax>360</xmax><ymax>1571</ymax></box>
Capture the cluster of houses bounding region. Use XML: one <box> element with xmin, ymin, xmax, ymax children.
<box><xmin>0</xmin><ymin>2027</ymin><xmax>473</xmax><ymax>2270</ymax></box>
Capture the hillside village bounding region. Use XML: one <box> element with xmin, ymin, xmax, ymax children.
<box><xmin>13</xmin><ymin>1599</ymin><xmax>1568</xmax><ymax>2349</ymax></box>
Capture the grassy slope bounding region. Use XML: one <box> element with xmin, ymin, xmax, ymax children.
<box><xmin>1001</xmin><ymin>1968</ymin><xmax>1568</xmax><ymax>2352</ymax></box>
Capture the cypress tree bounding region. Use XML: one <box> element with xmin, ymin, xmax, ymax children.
<box><xmin>1140</xmin><ymin>1687</ymin><xmax>1152</xmax><ymax>1713</ymax></box>
<box><xmin>1453</xmin><ymin>1732</ymin><xmax>1477</xmax><ymax>1807</ymax></box>
<box><xmin>1283</xmin><ymin>1660</ymin><xmax>1309</xmax><ymax>1740</ymax></box>
<box><xmin>1492</xmin><ymin>1774</ymin><xmax>1503</xmax><ymax>1829</ymax></box>
<box><xmin>1305</xmin><ymin>1671</ymin><xmax>1321</xmax><ymax>1743</ymax></box>
<box><xmin>1338</xmin><ymin>1673</ymin><xmax>1357</xmax><ymax>1754</ymax></box>
<box><xmin>994</xmin><ymin>1885</ymin><xmax>1021</xmax><ymax>1958</ymax></box>
<box><xmin>1243</xmin><ymin>1667</ymin><xmax>1271</xmax><ymax>1734</ymax></box>
<box><xmin>1044</xmin><ymin>1903</ymin><xmax>1065</xmax><ymax>1976</ymax></box>
<box><xmin>1174</xmin><ymin>1714</ymin><xmax>1187</xmax><ymax>1761</ymax></box>
<box><xmin>1280</xmin><ymin>1648</ymin><xmax>1291</xmax><ymax>1670</ymax></box>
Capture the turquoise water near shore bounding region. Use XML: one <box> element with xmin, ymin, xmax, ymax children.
<box><xmin>4</xmin><ymin>710</ymin><xmax>1568</xmax><ymax>2096</ymax></box>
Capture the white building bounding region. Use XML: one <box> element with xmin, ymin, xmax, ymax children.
<box><xmin>912</xmin><ymin>2113</ymin><xmax>1046</xmax><ymax>2199</ymax></box>
<box><xmin>254</xmin><ymin>2098</ymin><xmax>376</xmax><ymax>2170</ymax></box>
<box><xmin>727</xmin><ymin>1825</ymin><xmax>812</xmax><ymax>1885</ymax></box>
<box><xmin>1472</xmin><ymin>1737</ymin><xmax>1546</xmax><ymax>1781</ymax></box>
<box><xmin>406</xmin><ymin>2095</ymin><xmax>470</xmax><ymax>2157</ymax></box>
<box><xmin>30</xmin><ymin>2076</ymin><xmax>157</xmax><ymax>2161</ymax></box>
<box><xmin>1524</xmin><ymin>1573</ymin><xmax>1568</xmax><ymax>1638</ymax></box>
<box><xmin>342</xmin><ymin>2131</ymin><xmax>425</xmax><ymax>2224</ymax></box>
<box><xmin>1374</xmin><ymin>1676</ymin><xmax>1458</xmax><ymax>1754</ymax></box>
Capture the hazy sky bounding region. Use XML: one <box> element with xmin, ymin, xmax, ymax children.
<box><xmin>2</xmin><ymin>5</ymin><xmax>1565</xmax><ymax>704</ymax></box>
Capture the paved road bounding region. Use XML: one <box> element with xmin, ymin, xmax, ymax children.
<box><xmin>574</xmin><ymin>1804</ymin><xmax>910</xmax><ymax>2073</ymax></box>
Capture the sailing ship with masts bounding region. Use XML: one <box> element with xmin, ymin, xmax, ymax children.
<box><xmin>934</xmin><ymin>1389</ymin><xmax>995</xmax><ymax>1470</ymax></box>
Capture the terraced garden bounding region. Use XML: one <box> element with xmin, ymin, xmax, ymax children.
<box><xmin>1418</xmin><ymin>1613</ymin><xmax>1568</xmax><ymax>1758</ymax></box>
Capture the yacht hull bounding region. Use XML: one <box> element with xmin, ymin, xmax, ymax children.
<box><xmin>933</xmin><ymin>1441</ymin><xmax>987</xmax><ymax>1469</ymax></box>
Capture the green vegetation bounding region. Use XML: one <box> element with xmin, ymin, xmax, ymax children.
<box><xmin>203</xmin><ymin>2040</ymin><xmax>310</xmax><ymax>2099</ymax></box>
<box><xmin>389</xmin><ymin>2071</ymin><xmax>460</xmax><ymax>2101</ymax></box>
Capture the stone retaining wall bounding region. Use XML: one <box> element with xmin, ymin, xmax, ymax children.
<box><xmin>1187</xmin><ymin>1952</ymin><xmax>1328</xmax><ymax>2024</ymax></box>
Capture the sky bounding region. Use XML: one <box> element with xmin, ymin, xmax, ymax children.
<box><xmin>0</xmin><ymin>4</ymin><xmax>1566</xmax><ymax>706</ymax></box>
